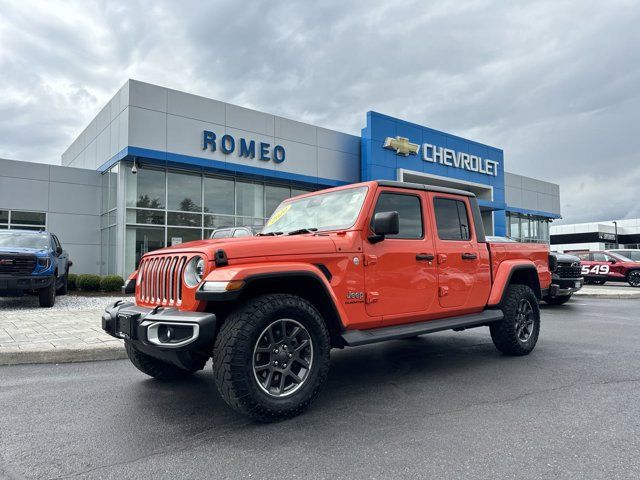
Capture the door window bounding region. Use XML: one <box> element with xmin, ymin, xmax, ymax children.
<box><xmin>433</xmin><ymin>198</ymin><xmax>471</xmax><ymax>241</ymax></box>
<box><xmin>372</xmin><ymin>193</ymin><xmax>423</xmax><ymax>239</ymax></box>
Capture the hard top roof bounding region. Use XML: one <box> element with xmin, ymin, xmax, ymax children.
<box><xmin>375</xmin><ymin>180</ymin><xmax>476</xmax><ymax>198</ymax></box>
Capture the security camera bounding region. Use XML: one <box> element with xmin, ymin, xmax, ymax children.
<box><xmin>131</xmin><ymin>161</ymin><xmax>138</xmax><ymax>175</ymax></box>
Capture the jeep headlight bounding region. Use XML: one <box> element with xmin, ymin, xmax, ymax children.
<box><xmin>183</xmin><ymin>256</ymin><xmax>205</xmax><ymax>288</ymax></box>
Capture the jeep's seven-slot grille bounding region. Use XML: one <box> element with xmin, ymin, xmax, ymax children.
<box><xmin>556</xmin><ymin>263</ymin><xmax>582</xmax><ymax>279</ymax></box>
<box><xmin>0</xmin><ymin>254</ymin><xmax>36</xmax><ymax>275</ymax></box>
<box><xmin>138</xmin><ymin>255</ymin><xmax>188</xmax><ymax>306</ymax></box>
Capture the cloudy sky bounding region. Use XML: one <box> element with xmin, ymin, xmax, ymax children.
<box><xmin>0</xmin><ymin>0</ymin><xmax>638</xmax><ymax>223</ymax></box>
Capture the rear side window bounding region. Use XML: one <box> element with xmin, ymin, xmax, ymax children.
<box><xmin>372</xmin><ymin>193</ymin><xmax>423</xmax><ymax>239</ymax></box>
<box><xmin>592</xmin><ymin>253</ymin><xmax>607</xmax><ymax>261</ymax></box>
<box><xmin>213</xmin><ymin>229</ymin><xmax>232</xmax><ymax>238</ymax></box>
<box><xmin>434</xmin><ymin>198</ymin><xmax>471</xmax><ymax>241</ymax></box>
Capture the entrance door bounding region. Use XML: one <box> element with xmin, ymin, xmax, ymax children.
<box><xmin>363</xmin><ymin>189</ymin><xmax>437</xmax><ymax>317</ymax></box>
<box><xmin>430</xmin><ymin>194</ymin><xmax>482</xmax><ymax>310</ymax></box>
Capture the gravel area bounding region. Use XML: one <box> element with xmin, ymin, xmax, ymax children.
<box><xmin>0</xmin><ymin>293</ymin><xmax>133</xmax><ymax>312</ymax></box>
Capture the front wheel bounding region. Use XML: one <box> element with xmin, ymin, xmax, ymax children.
<box><xmin>491</xmin><ymin>284</ymin><xmax>540</xmax><ymax>356</ymax></box>
<box><xmin>543</xmin><ymin>294</ymin><xmax>572</xmax><ymax>305</ymax></box>
<box><xmin>38</xmin><ymin>282</ymin><xmax>56</xmax><ymax>308</ymax></box>
<box><xmin>212</xmin><ymin>294</ymin><xmax>330</xmax><ymax>422</ymax></box>
<box><xmin>627</xmin><ymin>270</ymin><xmax>640</xmax><ymax>288</ymax></box>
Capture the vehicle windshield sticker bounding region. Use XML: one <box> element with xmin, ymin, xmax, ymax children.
<box><xmin>267</xmin><ymin>204</ymin><xmax>292</xmax><ymax>226</ymax></box>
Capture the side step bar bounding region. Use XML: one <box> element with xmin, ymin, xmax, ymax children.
<box><xmin>341</xmin><ymin>309</ymin><xmax>504</xmax><ymax>347</ymax></box>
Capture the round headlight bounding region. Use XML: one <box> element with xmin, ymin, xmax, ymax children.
<box><xmin>184</xmin><ymin>256</ymin><xmax>206</xmax><ymax>288</ymax></box>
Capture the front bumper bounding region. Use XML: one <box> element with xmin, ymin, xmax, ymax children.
<box><xmin>548</xmin><ymin>276</ymin><xmax>584</xmax><ymax>297</ymax></box>
<box><xmin>102</xmin><ymin>301</ymin><xmax>216</xmax><ymax>369</ymax></box>
<box><xmin>0</xmin><ymin>275</ymin><xmax>54</xmax><ymax>293</ymax></box>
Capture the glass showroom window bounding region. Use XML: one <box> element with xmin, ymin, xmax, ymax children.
<box><xmin>167</xmin><ymin>171</ymin><xmax>203</xmax><ymax>245</ymax></box>
<box><xmin>266</xmin><ymin>185</ymin><xmax>291</xmax><ymax>217</ymax></box>
<box><xmin>125</xmin><ymin>226</ymin><xmax>165</xmax><ymax>276</ymax></box>
<box><xmin>236</xmin><ymin>181</ymin><xmax>264</xmax><ymax>227</ymax></box>
<box><xmin>122</xmin><ymin>162</ymin><xmax>318</xmax><ymax>275</ymax></box>
<box><xmin>507</xmin><ymin>212</ymin><xmax>550</xmax><ymax>243</ymax></box>
<box><xmin>204</xmin><ymin>176</ymin><xmax>235</xmax><ymax>233</ymax></box>
<box><xmin>101</xmin><ymin>164</ymin><xmax>119</xmax><ymax>275</ymax></box>
<box><xmin>124</xmin><ymin>165</ymin><xmax>168</xmax><ymax>273</ymax></box>
<box><xmin>0</xmin><ymin>210</ymin><xmax>46</xmax><ymax>230</ymax></box>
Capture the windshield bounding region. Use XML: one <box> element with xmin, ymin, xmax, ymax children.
<box><xmin>0</xmin><ymin>231</ymin><xmax>49</xmax><ymax>250</ymax></box>
<box><xmin>262</xmin><ymin>186</ymin><xmax>368</xmax><ymax>234</ymax></box>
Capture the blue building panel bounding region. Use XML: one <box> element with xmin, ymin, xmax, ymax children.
<box><xmin>361</xmin><ymin>111</ymin><xmax>509</xmax><ymax>235</ymax></box>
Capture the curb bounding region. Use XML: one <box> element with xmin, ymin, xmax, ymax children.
<box><xmin>0</xmin><ymin>343</ymin><xmax>127</xmax><ymax>366</ymax></box>
<box><xmin>575</xmin><ymin>292</ymin><xmax>640</xmax><ymax>299</ymax></box>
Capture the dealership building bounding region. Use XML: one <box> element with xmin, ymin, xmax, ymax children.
<box><xmin>0</xmin><ymin>80</ymin><xmax>561</xmax><ymax>277</ymax></box>
<box><xmin>551</xmin><ymin>219</ymin><xmax>640</xmax><ymax>252</ymax></box>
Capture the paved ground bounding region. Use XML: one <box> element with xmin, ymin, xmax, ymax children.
<box><xmin>0</xmin><ymin>294</ymin><xmax>130</xmax><ymax>365</ymax></box>
<box><xmin>1</xmin><ymin>297</ymin><xmax>639</xmax><ymax>479</ymax></box>
<box><xmin>1</xmin><ymin>285</ymin><xmax>637</xmax><ymax>366</ymax></box>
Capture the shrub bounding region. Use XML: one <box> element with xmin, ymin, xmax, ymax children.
<box><xmin>100</xmin><ymin>275</ymin><xmax>124</xmax><ymax>292</ymax></box>
<box><xmin>67</xmin><ymin>273</ymin><xmax>78</xmax><ymax>291</ymax></box>
<box><xmin>77</xmin><ymin>274</ymin><xmax>101</xmax><ymax>291</ymax></box>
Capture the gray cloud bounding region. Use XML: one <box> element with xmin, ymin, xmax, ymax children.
<box><xmin>0</xmin><ymin>0</ymin><xmax>638</xmax><ymax>223</ymax></box>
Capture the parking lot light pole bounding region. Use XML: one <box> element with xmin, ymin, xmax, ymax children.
<box><xmin>613</xmin><ymin>221</ymin><xmax>619</xmax><ymax>248</ymax></box>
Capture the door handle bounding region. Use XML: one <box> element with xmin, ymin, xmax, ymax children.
<box><xmin>416</xmin><ymin>253</ymin><xmax>435</xmax><ymax>261</ymax></box>
<box><xmin>461</xmin><ymin>253</ymin><xmax>478</xmax><ymax>260</ymax></box>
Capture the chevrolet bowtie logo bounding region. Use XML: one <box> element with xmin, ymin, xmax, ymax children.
<box><xmin>383</xmin><ymin>136</ymin><xmax>420</xmax><ymax>156</ymax></box>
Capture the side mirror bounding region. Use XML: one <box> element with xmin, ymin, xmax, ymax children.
<box><xmin>609</xmin><ymin>259</ymin><xmax>616</xmax><ymax>264</ymax></box>
<box><xmin>56</xmin><ymin>246</ymin><xmax>62</xmax><ymax>255</ymax></box>
<box><xmin>369</xmin><ymin>211</ymin><xmax>399</xmax><ymax>243</ymax></box>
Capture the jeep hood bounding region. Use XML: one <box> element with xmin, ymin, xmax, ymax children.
<box><xmin>149</xmin><ymin>234</ymin><xmax>338</xmax><ymax>260</ymax></box>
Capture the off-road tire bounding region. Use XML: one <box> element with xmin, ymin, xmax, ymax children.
<box><xmin>212</xmin><ymin>294</ymin><xmax>331</xmax><ymax>422</ymax></box>
<box><xmin>491</xmin><ymin>284</ymin><xmax>540</xmax><ymax>356</ymax></box>
<box><xmin>125</xmin><ymin>341</ymin><xmax>197</xmax><ymax>380</ymax></box>
<box><xmin>543</xmin><ymin>294</ymin><xmax>571</xmax><ymax>305</ymax></box>
<box><xmin>56</xmin><ymin>272</ymin><xmax>68</xmax><ymax>295</ymax></box>
<box><xmin>38</xmin><ymin>282</ymin><xmax>56</xmax><ymax>308</ymax></box>
<box><xmin>627</xmin><ymin>270</ymin><xmax>640</xmax><ymax>288</ymax></box>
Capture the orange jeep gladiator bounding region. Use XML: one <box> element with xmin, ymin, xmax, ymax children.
<box><xmin>103</xmin><ymin>181</ymin><xmax>552</xmax><ymax>421</ymax></box>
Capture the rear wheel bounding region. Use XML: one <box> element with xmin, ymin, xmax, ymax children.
<box><xmin>212</xmin><ymin>294</ymin><xmax>330</xmax><ymax>422</ymax></box>
<box><xmin>38</xmin><ymin>282</ymin><xmax>56</xmax><ymax>308</ymax></box>
<box><xmin>491</xmin><ymin>284</ymin><xmax>540</xmax><ymax>356</ymax></box>
<box><xmin>543</xmin><ymin>294</ymin><xmax>571</xmax><ymax>305</ymax></box>
<box><xmin>125</xmin><ymin>341</ymin><xmax>197</xmax><ymax>380</ymax></box>
<box><xmin>628</xmin><ymin>270</ymin><xmax>640</xmax><ymax>288</ymax></box>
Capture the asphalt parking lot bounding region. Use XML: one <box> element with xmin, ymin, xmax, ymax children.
<box><xmin>1</xmin><ymin>297</ymin><xmax>639</xmax><ymax>480</ymax></box>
